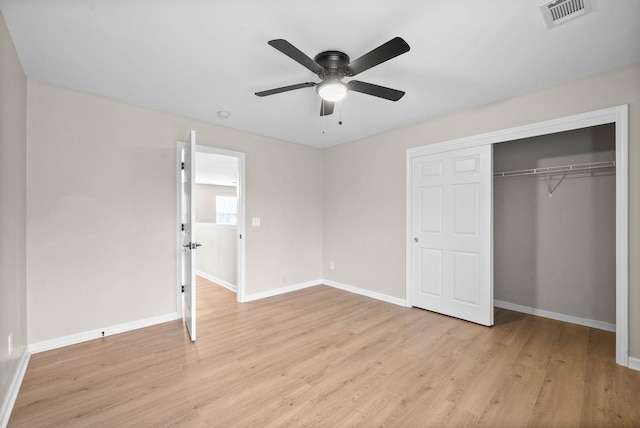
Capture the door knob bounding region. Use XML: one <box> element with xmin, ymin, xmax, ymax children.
<box><xmin>413</xmin><ymin>237</ymin><xmax>419</xmax><ymax>243</ymax></box>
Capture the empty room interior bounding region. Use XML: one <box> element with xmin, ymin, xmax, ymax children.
<box><xmin>1</xmin><ymin>1</ymin><xmax>640</xmax><ymax>426</ymax></box>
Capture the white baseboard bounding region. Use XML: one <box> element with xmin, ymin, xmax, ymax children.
<box><xmin>0</xmin><ymin>348</ymin><xmax>30</xmax><ymax>428</ymax></box>
<box><xmin>494</xmin><ymin>299</ymin><xmax>616</xmax><ymax>332</ymax></box>
<box><xmin>196</xmin><ymin>270</ymin><xmax>237</xmax><ymax>292</ymax></box>
<box><xmin>323</xmin><ymin>279</ymin><xmax>407</xmax><ymax>307</ymax></box>
<box><xmin>628</xmin><ymin>357</ymin><xmax>640</xmax><ymax>372</ymax></box>
<box><xmin>29</xmin><ymin>312</ymin><xmax>180</xmax><ymax>354</ymax></box>
<box><xmin>240</xmin><ymin>278</ymin><xmax>407</xmax><ymax>308</ymax></box>
<box><xmin>242</xmin><ymin>280</ymin><xmax>319</xmax><ymax>302</ymax></box>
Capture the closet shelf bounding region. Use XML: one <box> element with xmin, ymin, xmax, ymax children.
<box><xmin>493</xmin><ymin>161</ymin><xmax>616</xmax><ymax>178</ymax></box>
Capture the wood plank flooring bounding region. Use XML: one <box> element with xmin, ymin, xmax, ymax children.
<box><xmin>9</xmin><ymin>277</ymin><xmax>640</xmax><ymax>427</ymax></box>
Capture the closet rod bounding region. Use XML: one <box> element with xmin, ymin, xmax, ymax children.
<box><xmin>493</xmin><ymin>160</ymin><xmax>615</xmax><ymax>178</ymax></box>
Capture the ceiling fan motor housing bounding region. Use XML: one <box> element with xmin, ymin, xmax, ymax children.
<box><xmin>314</xmin><ymin>50</ymin><xmax>350</xmax><ymax>80</ymax></box>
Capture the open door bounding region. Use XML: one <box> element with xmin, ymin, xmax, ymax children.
<box><xmin>180</xmin><ymin>130</ymin><xmax>197</xmax><ymax>341</ymax></box>
<box><xmin>410</xmin><ymin>145</ymin><xmax>493</xmax><ymax>326</ymax></box>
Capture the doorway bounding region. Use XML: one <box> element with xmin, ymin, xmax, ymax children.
<box><xmin>194</xmin><ymin>151</ymin><xmax>240</xmax><ymax>293</ymax></box>
<box><xmin>406</xmin><ymin>105</ymin><xmax>629</xmax><ymax>367</ymax></box>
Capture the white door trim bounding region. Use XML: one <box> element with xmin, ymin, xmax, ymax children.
<box><xmin>406</xmin><ymin>105</ymin><xmax>629</xmax><ymax>367</ymax></box>
<box><xmin>175</xmin><ymin>143</ymin><xmax>247</xmax><ymax>308</ymax></box>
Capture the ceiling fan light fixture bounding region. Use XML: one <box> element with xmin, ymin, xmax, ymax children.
<box><xmin>257</xmin><ymin>37</ymin><xmax>410</xmax><ymax>116</ymax></box>
<box><xmin>317</xmin><ymin>82</ymin><xmax>347</xmax><ymax>102</ymax></box>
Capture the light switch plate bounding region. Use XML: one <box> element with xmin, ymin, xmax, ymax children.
<box><xmin>252</xmin><ymin>217</ymin><xmax>261</xmax><ymax>227</ymax></box>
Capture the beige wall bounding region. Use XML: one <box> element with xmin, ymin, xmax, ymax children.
<box><xmin>195</xmin><ymin>224</ymin><xmax>237</xmax><ymax>286</ymax></box>
<box><xmin>0</xmin><ymin>10</ymin><xmax>27</xmax><ymax>419</ymax></box>
<box><xmin>26</xmin><ymin>82</ymin><xmax>323</xmax><ymax>344</ymax></box>
<box><xmin>493</xmin><ymin>125</ymin><xmax>616</xmax><ymax>323</ymax></box>
<box><xmin>323</xmin><ymin>62</ymin><xmax>640</xmax><ymax>357</ymax></box>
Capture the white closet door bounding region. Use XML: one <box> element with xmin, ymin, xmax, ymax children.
<box><xmin>410</xmin><ymin>145</ymin><xmax>493</xmax><ymax>326</ymax></box>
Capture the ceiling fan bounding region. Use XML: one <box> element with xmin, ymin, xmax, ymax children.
<box><xmin>255</xmin><ymin>37</ymin><xmax>410</xmax><ymax>116</ymax></box>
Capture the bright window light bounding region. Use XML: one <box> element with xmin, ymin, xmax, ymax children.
<box><xmin>216</xmin><ymin>195</ymin><xmax>237</xmax><ymax>225</ymax></box>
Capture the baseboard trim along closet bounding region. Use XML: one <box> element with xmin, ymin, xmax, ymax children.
<box><xmin>628</xmin><ymin>357</ymin><xmax>640</xmax><ymax>372</ymax></box>
<box><xmin>196</xmin><ymin>270</ymin><xmax>237</xmax><ymax>292</ymax></box>
<box><xmin>0</xmin><ymin>348</ymin><xmax>30</xmax><ymax>428</ymax></box>
<box><xmin>28</xmin><ymin>312</ymin><xmax>180</xmax><ymax>354</ymax></box>
<box><xmin>323</xmin><ymin>279</ymin><xmax>407</xmax><ymax>307</ymax></box>
<box><xmin>494</xmin><ymin>299</ymin><xmax>616</xmax><ymax>332</ymax></box>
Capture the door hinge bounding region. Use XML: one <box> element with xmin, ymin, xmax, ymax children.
<box><xmin>182</xmin><ymin>285</ymin><xmax>185</xmax><ymax>293</ymax></box>
<box><xmin>239</xmin><ymin>234</ymin><xmax>242</xmax><ymax>239</ymax></box>
<box><xmin>181</xmin><ymin>223</ymin><xmax>185</xmax><ymax>232</ymax></box>
<box><xmin>181</xmin><ymin>162</ymin><xmax>185</xmax><ymax>170</ymax></box>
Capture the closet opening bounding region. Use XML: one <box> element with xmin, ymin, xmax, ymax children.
<box><xmin>493</xmin><ymin>124</ymin><xmax>616</xmax><ymax>334</ymax></box>
<box><xmin>406</xmin><ymin>105</ymin><xmax>628</xmax><ymax>366</ymax></box>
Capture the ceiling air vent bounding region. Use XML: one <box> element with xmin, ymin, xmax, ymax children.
<box><xmin>540</xmin><ymin>0</ymin><xmax>592</xmax><ymax>29</ymax></box>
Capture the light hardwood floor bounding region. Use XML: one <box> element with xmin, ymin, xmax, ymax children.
<box><xmin>9</xmin><ymin>277</ymin><xmax>640</xmax><ymax>427</ymax></box>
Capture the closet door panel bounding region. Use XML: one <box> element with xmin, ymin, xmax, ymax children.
<box><xmin>411</xmin><ymin>145</ymin><xmax>493</xmax><ymax>326</ymax></box>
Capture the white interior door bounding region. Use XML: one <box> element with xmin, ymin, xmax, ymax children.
<box><xmin>181</xmin><ymin>130</ymin><xmax>197</xmax><ymax>341</ymax></box>
<box><xmin>410</xmin><ymin>145</ymin><xmax>493</xmax><ymax>326</ymax></box>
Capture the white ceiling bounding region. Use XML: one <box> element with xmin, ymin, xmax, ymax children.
<box><xmin>195</xmin><ymin>152</ymin><xmax>238</xmax><ymax>187</ymax></box>
<box><xmin>1</xmin><ymin>0</ymin><xmax>639</xmax><ymax>149</ymax></box>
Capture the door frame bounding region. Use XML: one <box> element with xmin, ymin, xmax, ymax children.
<box><xmin>176</xmin><ymin>142</ymin><xmax>247</xmax><ymax>310</ymax></box>
<box><xmin>406</xmin><ymin>104</ymin><xmax>629</xmax><ymax>367</ymax></box>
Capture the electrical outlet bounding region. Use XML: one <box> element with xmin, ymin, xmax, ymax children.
<box><xmin>329</xmin><ymin>261</ymin><xmax>335</xmax><ymax>270</ymax></box>
<box><xmin>8</xmin><ymin>333</ymin><xmax>13</xmax><ymax>356</ymax></box>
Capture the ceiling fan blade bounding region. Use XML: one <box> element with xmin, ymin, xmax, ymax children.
<box><xmin>347</xmin><ymin>80</ymin><xmax>405</xmax><ymax>101</ymax></box>
<box><xmin>346</xmin><ymin>37</ymin><xmax>410</xmax><ymax>76</ymax></box>
<box><xmin>268</xmin><ymin>39</ymin><xmax>325</xmax><ymax>74</ymax></box>
<box><xmin>320</xmin><ymin>100</ymin><xmax>334</xmax><ymax>116</ymax></box>
<box><xmin>255</xmin><ymin>82</ymin><xmax>316</xmax><ymax>97</ymax></box>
